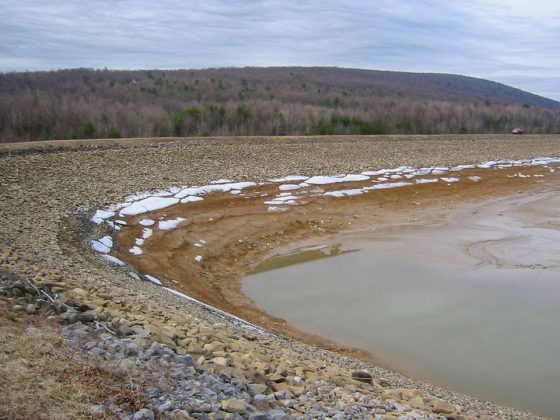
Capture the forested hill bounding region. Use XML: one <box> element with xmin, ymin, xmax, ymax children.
<box><xmin>1</xmin><ymin>66</ymin><xmax>559</xmax><ymax>143</ymax></box>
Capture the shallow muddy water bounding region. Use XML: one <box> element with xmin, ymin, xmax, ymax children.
<box><xmin>244</xmin><ymin>191</ymin><xmax>560</xmax><ymax>418</ymax></box>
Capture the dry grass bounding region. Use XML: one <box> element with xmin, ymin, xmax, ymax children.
<box><xmin>0</xmin><ymin>306</ymin><xmax>145</xmax><ymax>419</ymax></box>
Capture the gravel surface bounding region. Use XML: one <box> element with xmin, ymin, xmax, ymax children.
<box><xmin>2</xmin><ymin>134</ymin><xmax>559</xmax><ymax>418</ymax></box>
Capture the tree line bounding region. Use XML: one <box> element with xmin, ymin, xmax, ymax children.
<box><xmin>0</xmin><ymin>67</ymin><xmax>559</xmax><ymax>143</ymax></box>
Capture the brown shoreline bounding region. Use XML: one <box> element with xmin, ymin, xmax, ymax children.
<box><xmin>112</xmin><ymin>162</ymin><xmax>560</xmax><ymax>375</ymax></box>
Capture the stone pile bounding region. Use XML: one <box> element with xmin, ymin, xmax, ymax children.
<box><xmin>1</xmin><ymin>268</ymin><xmax>460</xmax><ymax>419</ymax></box>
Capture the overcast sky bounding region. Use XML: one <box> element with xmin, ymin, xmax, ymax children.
<box><xmin>1</xmin><ymin>0</ymin><xmax>559</xmax><ymax>100</ymax></box>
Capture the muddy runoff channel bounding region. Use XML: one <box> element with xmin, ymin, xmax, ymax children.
<box><xmin>97</xmin><ymin>159</ymin><xmax>560</xmax><ymax>418</ymax></box>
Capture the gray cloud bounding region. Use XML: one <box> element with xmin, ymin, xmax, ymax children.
<box><xmin>0</xmin><ymin>0</ymin><xmax>558</xmax><ymax>100</ymax></box>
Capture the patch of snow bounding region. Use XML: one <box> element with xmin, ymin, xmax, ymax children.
<box><xmin>120</xmin><ymin>196</ymin><xmax>180</xmax><ymax>216</ymax></box>
<box><xmin>279</xmin><ymin>184</ymin><xmax>301</xmax><ymax>191</ymax></box>
<box><xmin>98</xmin><ymin>236</ymin><xmax>113</xmax><ymax>249</ymax></box>
<box><xmin>230</xmin><ymin>190</ymin><xmax>242</xmax><ymax>195</ymax></box>
<box><xmin>175</xmin><ymin>182</ymin><xmax>256</xmax><ymax>198</ymax></box>
<box><xmin>129</xmin><ymin>246</ymin><xmax>142</xmax><ymax>255</ymax></box>
<box><xmin>180</xmin><ymin>196</ymin><xmax>204</xmax><ymax>204</ymax></box>
<box><xmin>139</xmin><ymin>219</ymin><xmax>155</xmax><ymax>226</ymax></box>
<box><xmin>268</xmin><ymin>175</ymin><xmax>309</xmax><ymax>183</ymax></box>
<box><xmin>478</xmin><ymin>161</ymin><xmax>497</xmax><ymax>169</ymax></box>
<box><xmin>102</xmin><ymin>255</ymin><xmax>125</xmax><ymax>266</ymax></box>
<box><xmin>268</xmin><ymin>206</ymin><xmax>288</xmax><ymax>212</ymax></box>
<box><xmin>159</xmin><ymin>217</ymin><xmax>186</xmax><ymax>230</ymax></box>
<box><xmin>361</xmin><ymin>169</ymin><xmax>387</xmax><ymax>176</ymax></box>
<box><xmin>194</xmin><ymin>255</ymin><xmax>203</xmax><ymax>262</ymax></box>
<box><xmin>194</xmin><ymin>243</ymin><xmax>203</xmax><ymax>247</ymax></box>
<box><xmin>416</xmin><ymin>178</ymin><xmax>439</xmax><ymax>184</ymax></box>
<box><xmin>370</xmin><ymin>182</ymin><xmax>413</xmax><ymax>190</ymax></box>
<box><xmin>324</xmin><ymin>188</ymin><xmax>366</xmax><ymax>197</ymax></box>
<box><xmin>144</xmin><ymin>274</ymin><xmax>162</xmax><ymax>285</ymax></box>
<box><xmin>135</xmin><ymin>238</ymin><xmax>144</xmax><ymax>246</ymax></box>
<box><xmin>128</xmin><ymin>272</ymin><xmax>141</xmax><ymax>281</ymax></box>
<box><xmin>210</xmin><ymin>178</ymin><xmax>233</xmax><ymax>184</ymax></box>
<box><xmin>90</xmin><ymin>240</ymin><xmax>110</xmax><ymax>254</ymax></box>
<box><xmin>115</xmin><ymin>219</ymin><xmax>127</xmax><ymax>226</ymax></box>
<box><xmin>305</xmin><ymin>174</ymin><xmax>369</xmax><ymax>185</ymax></box>
<box><xmin>469</xmin><ymin>176</ymin><xmax>482</xmax><ymax>182</ymax></box>
<box><xmin>142</xmin><ymin>228</ymin><xmax>153</xmax><ymax>239</ymax></box>
<box><xmin>441</xmin><ymin>177</ymin><xmax>460</xmax><ymax>183</ymax></box>
<box><xmin>91</xmin><ymin>209</ymin><xmax>114</xmax><ymax>224</ymax></box>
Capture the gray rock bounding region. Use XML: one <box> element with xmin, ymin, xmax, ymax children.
<box><xmin>267</xmin><ymin>409</ymin><xmax>290</xmax><ymax>419</ymax></box>
<box><xmin>62</xmin><ymin>310</ymin><xmax>79</xmax><ymax>324</ymax></box>
<box><xmin>25</xmin><ymin>303</ymin><xmax>36</xmax><ymax>314</ymax></box>
<box><xmin>175</xmin><ymin>354</ymin><xmax>194</xmax><ymax>366</ymax></box>
<box><xmin>146</xmin><ymin>341</ymin><xmax>163</xmax><ymax>356</ymax></box>
<box><xmin>88</xmin><ymin>404</ymin><xmax>106</xmax><ymax>416</ymax></box>
<box><xmin>221</xmin><ymin>398</ymin><xmax>246</xmax><ymax>414</ymax></box>
<box><xmin>248</xmin><ymin>414</ymin><xmax>268</xmax><ymax>420</ymax></box>
<box><xmin>351</xmin><ymin>370</ymin><xmax>373</xmax><ymax>384</ymax></box>
<box><xmin>124</xmin><ymin>342</ymin><xmax>142</xmax><ymax>356</ymax></box>
<box><xmin>247</xmin><ymin>383</ymin><xmax>267</xmax><ymax>396</ymax></box>
<box><xmin>25</xmin><ymin>326</ymin><xmax>41</xmax><ymax>334</ymax></box>
<box><xmin>132</xmin><ymin>408</ymin><xmax>155</xmax><ymax>420</ymax></box>
<box><xmin>157</xmin><ymin>400</ymin><xmax>176</xmax><ymax>413</ymax></box>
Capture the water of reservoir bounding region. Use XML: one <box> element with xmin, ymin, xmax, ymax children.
<box><xmin>243</xmin><ymin>193</ymin><xmax>560</xmax><ymax>418</ymax></box>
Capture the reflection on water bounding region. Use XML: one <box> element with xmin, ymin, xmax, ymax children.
<box><xmin>248</xmin><ymin>243</ymin><xmax>355</xmax><ymax>275</ymax></box>
<box><xmin>244</xmin><ymin>192</ymin><xmax>560</xmax><ymax>418</ymax></box>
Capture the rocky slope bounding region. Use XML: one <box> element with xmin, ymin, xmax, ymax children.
<box><xmin>2</xmin><ymin>134</ymin><xmax>559</xmax><ymax>419</ymax></box>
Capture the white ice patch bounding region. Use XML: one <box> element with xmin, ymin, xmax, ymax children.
<box><xmin>369</xmin><ymin>182</ymin><xmax>413</xmax><ymax>190</ymax></box>
<box><xmin>441</xmin><ymin>177</ymin><xmax>460</xmax><ymax>183</ymax></box>
<box><xmin>210</xmin><ymin>179</ymin><xmax>233</xmax><ymax>184</ymax></box>
<box><xmin>159</xmin><ymin>217</ymin><xmax>186</xmax><ymax>230</ymax></box>
<box><xmin>362</xmin><ymin>169</ymin><xmax>387</xmax><ymax>176</ymax></box>
<box><xmin>469</xmin><ymin>176</ymin><xmax>482</xmax><ymax>182</ymax></box>
<box><xmin>324</xmin><ymin>188</ymin><xmax>366</xmax><ymax>197</ymax></box>
<box><xmin>194</xmin><ymin>255</ymin><xmax>203</xmax><ymax>262</ymax></box>
<box><xmin>102</xmin><ymin>254</ymin><xmax>125</xmax><ymax>266</ymax></box>
<box><xmin>278</xmin><ymin>184</ymin><xmax>301</xmax><ymax>191</ymax></box>
<box><xmin>264</xmin><ymin>194</ymin><xmax>299</xmax><ymax>205</ymax></box>
<box><xmin>305</xmin><ymin>174</ymin><xmax>369</xmax><ymax>185</ymax></box>
<box><xmin>139</xmin><ymin>219</ymin><xmax>155</xmax><ymax>226</ymax></box>
<box><xmin>91</xmin><ymin>209</ymin><xmax>115</xmax><ymax>224</ymax></box>
<box><xmin>230</xmin><ymin>190</ymin><xmax>242</xmax><ymax>195</ymax></box>
<box><xmin>144</xmin><ymin>274</ymin><xmax>162</xmax><ymax>285</ymax></box>
<box><xmin>90</xmin><ymin>240</ymin><xmax>110</xmax><ymax>254</ymax></box>
<box><xmin>135</xmin><ymin>238</ymin><xmax>144</xmax><ymax>246</ymax></box>
<box><xmin>180</xmin><ymin>196</ymin><xmax>204</xmax><ymax>204</ymax></box>
<box><xmin>175</xmin><ymin>182</ymin><xmax>256</xmax><ymax>198</ymax></box>
<box><xmin>115</xmin><ymin>219</ymin><xmax>127</xmax><ymax>226</ymax></box>
<box><xmin>120</xmin><ymin>196</ymin><xmax>179</xmax><ymax>216</ymax></box>
<box><xmin>450</xmin><ymin>164</ymin><xmax>476</xmax><ymax>171</ymax></box>
<box><xmin>268</xmin><ymin>175</ymin><xmax>309</xmax><ymax>183</ymax></box>
<box><xmin>129</xmin><ymin>246</ymin><xmax>143</xmax><ymax>255</ymax></box>
<box><xmin>268</xmin><ymin>206</ymin><xmax>289</xmax><ymax>212</ymax></box>
<box><xmin>98</xmin><ymin>236</ymin><xmax>113</xmax><ymax>249</ymax></box>
<box><xmin>416</xmin><ymin>178</ymin><xmax>439</xmax><ymax>184</ymax></box>
<box><xmin>142</xmin><ymin>228</ymin><xmax>153</xmax><ymax>239</ymax></box>
<box><xmin>128</xmin><ymin>272</ymin><xmax>141</xmax><ymax>281</ymax></box>
<box><xmin>478</xmin><ymin>161</ymin><xmax>497</xmax><ymax>169</ymax></box>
